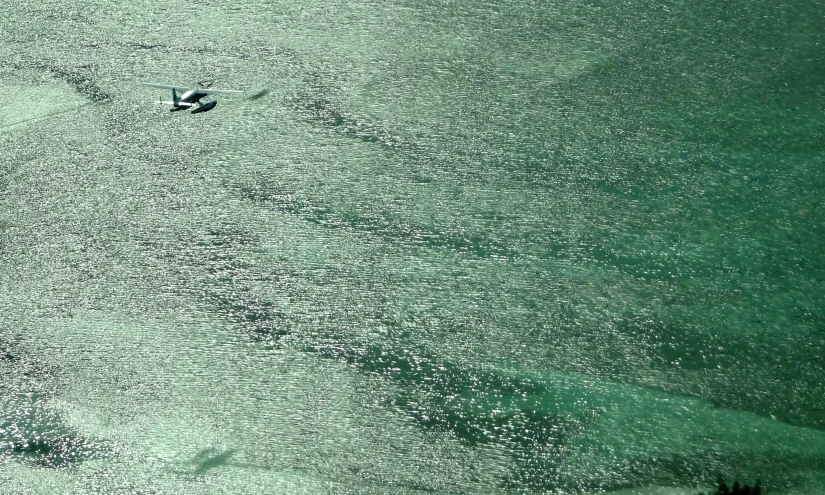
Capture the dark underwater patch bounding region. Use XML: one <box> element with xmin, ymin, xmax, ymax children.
<box><xmin>22</xmin><ymin>62</ymin><xmax>111</xmax><ymax>103</ymax></box>
<box><xmin>4</xmin><ymin>434</ymin><xmax>100</xmax><ymax>469</ymax></box>
<box><xmin>269</xmin><ymin>67</ymin><xmax>532</xmax><ymax>260</ymax></box>
<box><xmin>316</xmin><ymin>342</ymin><xmax>598</xmax><ymax>491</ymax></box>
<box><xmin>126</xmin><ymin>42</ymin><xmax>163</xmax><ymax>50</ymax></box>
<box><xmin>1</xmin><ymin>339</ymin><xmax>107</xmax><ymax>468</ymax></box>
<box><xmin>0</xmin><ymin>60</ymin><xmax>110</xmax><ymax>106</ymax></box>
<box><xmin>193</xmin><ymin>230</ymin><xmax>292</xmax><ymax>345</ymax></box>
<box><xmin>603</xmin><ymin>316</ymin><xmax>825</xmax><ymax>431</ymax></box>
<box><xmin>52</xmin><ymin>69</ymin><xmax>110</xmax><ymax>103</ymax></box>
<box><xmin>293</xmin><ymin>96</ymin><xmax>404</xmax><ymax>151</ymax></box>
<box><xmin>140</xmin><ymin>227</ymin><xmax>291</xmax><ymax>347</ymax></box>
<box><xmin>207</xmin><ymin>290</ymin><xmax>290</xmax><ymax>345</ymax></box>
<box><xmin>239</xmin><ymin>177</ymin><xmax>518</xmax><ymax>259</ymax></box>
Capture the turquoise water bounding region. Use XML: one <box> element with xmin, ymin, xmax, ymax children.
<box><xmin>1</xmin><ymin>1</ymin><xmax>823</xmax><ymax>493</ymax></box>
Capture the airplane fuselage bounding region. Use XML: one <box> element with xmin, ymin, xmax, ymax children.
<box><xmin>178</xmin><ymin>89</ymin><xmax>205</xmax><ymax>105</ymax></box>
<box><xmin>170</xmin><ymin>88</ymin><xmax>212</xmax><ymax>112</ymax></box>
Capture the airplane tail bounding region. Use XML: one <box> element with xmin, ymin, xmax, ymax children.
<box><xmin>172</xmin><ymin>88</ymin><xmax>179</xmax><ymax>105</ymax></box>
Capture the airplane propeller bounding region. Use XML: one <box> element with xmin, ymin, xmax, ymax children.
<box><xmin>198</xmin><ymin>81</ymin><xmax>214</xmax><ymax>105</ymax></box>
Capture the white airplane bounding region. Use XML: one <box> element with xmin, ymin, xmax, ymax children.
<box><xmin>143</xmin><ymin>82</ymin><xmax>242</xmax><ymax>114</ymax></box>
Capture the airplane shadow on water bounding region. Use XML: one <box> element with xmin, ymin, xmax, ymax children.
<box><xmin>187</xmin><ymin>447</ymin><xmax>275</xmax><ymax>475</ymax></box>
<box><xmin>191</xmin><ymin>448</ymin><xmax>238</xmax><ymax>474</ymax></box>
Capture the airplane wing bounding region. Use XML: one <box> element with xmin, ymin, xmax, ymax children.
<box><xmin>144</xmin><ymin>83</ymin><xmax>241</xmax><ymax>95</ymax></box>
<box><xmin>144</xmin><ymin>83</ymin><xmax>190</xmax><ymax>92</ymax></box>
<box><xmin>196</xmin><ymin>88</ymin><xmax>243</xmax><ymax>95</ymax></box>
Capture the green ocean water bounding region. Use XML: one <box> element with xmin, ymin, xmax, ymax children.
<box><xmin>1</xmin><ymin>0</ymin><xmax>823</xmax><ymax>493</ymax></box>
